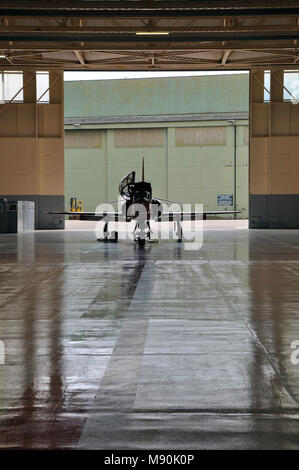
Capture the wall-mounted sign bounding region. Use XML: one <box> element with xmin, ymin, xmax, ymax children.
<box><xmin>217</xmin><ymin>194</ymin><xmax>233</xmax><ymax>206</ymax></box>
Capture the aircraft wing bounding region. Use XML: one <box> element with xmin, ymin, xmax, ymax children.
<box><xmin>47</xmin><ymin>211</ymin><xmax>126</xmax><ymax>221</ymax></box>
<box><xmin>48</xmin><ymin>210</ymin><xmax>240</xmax><ymax>221</ymax></box>
<box><xmin>160</xmin><ymin>210</ymin><xmax>240</xmax><ymax>221</ymax></box>
<box><xmin>154</xmin><ymin>198</ymin><xmax>241</xmax><ymax>219</ymax></box>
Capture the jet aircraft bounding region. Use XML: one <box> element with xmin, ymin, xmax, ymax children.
<box><xmin>48</xmin><ymin>158</ymin><xmax>240</xmax><ymax>246</ymax></box>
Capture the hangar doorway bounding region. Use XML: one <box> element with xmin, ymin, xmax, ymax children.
<box><xmin>63</xmin><ymin>70</ymin><xmax>249</xmax><ymax>227</ymax></box>
<box><xmin>10</xmin><ymin>68</ymin><xmax>299</xmax><ymax>230</ymax></box>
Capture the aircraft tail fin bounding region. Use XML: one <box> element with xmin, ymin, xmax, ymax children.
<box><xmin>142</xmin><ymin>157</ymin><xmax>144</xmax><ymax>182</ymax></box>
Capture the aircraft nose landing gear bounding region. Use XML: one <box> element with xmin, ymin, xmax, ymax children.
<box><xmin>133</xmin><ymin>220</ymin><xmax>157</xmax><ymax>246</ymax></box>
<box><xmin>136</xmin><ymin>237</ymin><xmax>145</xmax><ymax>247</ymax></box>
<box><xmin>97</xmin><ymin>221</ymin><xmax>118</xmax><ymax>242</ymax></box>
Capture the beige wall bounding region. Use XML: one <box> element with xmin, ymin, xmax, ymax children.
<box><xmin>0</xmin><ymin>70</ymin><xmax>64</xmax><ymax>228</ymax></box>
<box><xmin>250</xmin><ymin>67</ymin><xmax>299</xmax><ymax>228</ymax></box>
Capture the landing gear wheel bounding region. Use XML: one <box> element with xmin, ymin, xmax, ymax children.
<box><xmin>97</xmin><ymin>231</ymin><xmax>118</xmax><ymax>243</ymax></box>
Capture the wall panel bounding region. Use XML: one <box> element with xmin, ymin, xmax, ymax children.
<box><xmin>250</xmin><ymin>68</ymin><xmax>299</xmax><ymax>228</ymax></box>
<box><xmin>38</xmin><ymin>138</ymin><xmax>64</xmax><ymax>195</ymax></box>
<box><xmin>0</xmin><ymin>138</ymin><xmax>37</xmax><ymax>194</ymax></box>
<box><xmin>0</xmin><ymin>70</ymin><xmax>64</xmax><ymax>229</ymax></box>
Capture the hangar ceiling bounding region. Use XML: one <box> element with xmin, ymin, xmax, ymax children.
<box><xmin>1</xmin><ymin>1</ymin><xmax>299</xmax><ymax>70</ymax></box>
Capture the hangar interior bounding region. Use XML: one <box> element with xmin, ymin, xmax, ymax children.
<box><xmin>1</xmin><ymin>1</ymin><xmax>299</xmax><ymax>450</ymax></box>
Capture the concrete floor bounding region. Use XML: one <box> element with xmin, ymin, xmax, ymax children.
<box><xmin>0</xmin><ymin>225</ymin><xmax>299</xmax><ymax>449</ymax></box>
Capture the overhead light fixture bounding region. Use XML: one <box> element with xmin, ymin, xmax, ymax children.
<box><xmin>136</xmin><ymin>32</ymin><xmax>170</xmax><ymax>36</ymax></box>
<box><xmin>0</xmin><ymin>54</ymin><xmax>6</xmax><ymax>59</ymax></box>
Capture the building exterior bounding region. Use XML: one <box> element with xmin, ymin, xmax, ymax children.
<box><xmin>64</xmin><ymin>74</ymin><xmax>249</xmax><ymax>217</ymax></box>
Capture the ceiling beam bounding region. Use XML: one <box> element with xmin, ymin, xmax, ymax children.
<box><xmin>73</xmin><ymin>50</ymin><xmax>86</xmax><ymax>65</ymax></box>
<box><xmin>2</xmin><ymin>3</ymin><xmax>299</xmax><ymax>19</ymax></box>
<box><xmin>221</xmin><ymin>50</ymin><xmax>231</xmax><ymax>64</ymax></box>
<box><xmin>1</xmin><ymin>43</ymin><xmax>298</xmax><ymax>52</ymax></box>
<box><xmin>2</xmin><ymin>25</ymin><xmax>299</xmax><ymax>34</ymax></box>
<box><xmin>1</xmin><ymin>32</ymin><xmax>299</xmax><ymax>43</ymax></box>
<box><xmin>1</xmin><ymin>63</ymin><xmax>297</xmax><ymax>72</ymax></box>
<box><xmin>3</xmin><ymin>1</ymin><xmax>299</xmax><ymax>7</ymax></box>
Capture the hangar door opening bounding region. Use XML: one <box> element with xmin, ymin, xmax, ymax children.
<box><xmin>63</xmin><ymin>71</ymin><xmax>249</xmax><ymax>221</ymax></box>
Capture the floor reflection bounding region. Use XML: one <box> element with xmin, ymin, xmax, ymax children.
<box><xmin>0</xmin><ymin>229</ymin><xmax>299</xmax><ymax>448</ymax></box>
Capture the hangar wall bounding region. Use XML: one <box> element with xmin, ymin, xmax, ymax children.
<box><xmin>64</xmin><ymin>75</ymin><xmax>249</xmax><ymax>217</ymax></box>
<box><xmin>0</xmin><ymin>70</ymin><xmax>64</xmax><ymax>229</ymax></box>
<box><xmin>250</xmin><ymin>68</ymin><xmax>299</xmax><ymax>228</ymax></box>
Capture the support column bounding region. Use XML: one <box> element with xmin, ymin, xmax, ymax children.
<box><xmin>0</xmin><ymin>70</ymin><xmax>64</xmax><ymax>229</ymax></box>
<box><xmin>249</xmin><ymin>67</ymin><xmax>299</xmax><ymax>228</ymax></box>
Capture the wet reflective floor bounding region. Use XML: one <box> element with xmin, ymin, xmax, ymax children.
<box><xmin>0</xmin><ymin>228</ymin><xmax>299</xmax><ymax>449</ymax></box>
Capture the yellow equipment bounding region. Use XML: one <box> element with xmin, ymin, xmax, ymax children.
<box><xmin>69</xmin><ymin>197</ymin><xmax>83</xmax><ymax>219</ymax></box>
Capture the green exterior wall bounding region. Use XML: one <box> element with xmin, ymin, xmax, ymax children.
<box><xmin>64</xmin><ymin>74</ymin><xmax>249</xmax><ymax>218</ymax></box>
<box><xmin>65</xmin><ymin>74</ymin><xmax>249</xmax><ymax>117</ymax></box>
